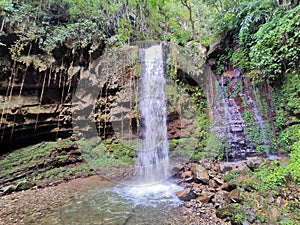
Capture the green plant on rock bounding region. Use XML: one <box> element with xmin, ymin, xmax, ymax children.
<box><xmin>249</xmin><ymin>6</ymin><xmax>300</xmax><ymax>81</ymax></box>
<box><xmin>243</xmin><ymin>110</ymin><xmax>263</xmax><ymax>152</ymax></box>
<box><xmin>203</xmin><ymin>132</ymin><xmax>223</xmax><ymax>159</ymax></box>
<box><xmin>253</xmin><ymin>137</ymin><xmax>300</xmax><ymax>191</ymax></box>
<box><xmin>224</xmin><ymin>171</ymin><xmax>240</xmax><ymax>182</ymax></box>
<box><xmin>169</xmin><ymin>137</ymin><xmax>198</xmax><ymax>158</ymax></box>
<box><xmin>44</xmin><ymin>163</ymin><xmax>93</xmax><ymax>179</ymax></box>
<box><xmin>102</xmin><ymin>138</ymin><xmax>136</xmax><ymax>163</ymax></box>
<box><xmin>42</xmin><ymin>19</ymin><xmax>104</xmax><ymax>53</ymax></box>
<box><xmin>272</xmin><ymin>72</ymin><xmax>300</xmax><ymax>152</ymax></box>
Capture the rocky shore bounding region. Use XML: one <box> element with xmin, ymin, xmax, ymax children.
<box><xmin>174</xmin><ymin>158</ymin><xmax>300</xmax><ymax>224</ymax></box>
<box><xmin>0</xmin><ymin>176</ymin><xmax>106</xmax><ymax>225</ymax></box>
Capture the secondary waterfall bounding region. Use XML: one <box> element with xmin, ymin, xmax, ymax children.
<box><xmin>136</xmin><ymin>44</ymin><xmax>169</xmax><ymax>183</ymax></box>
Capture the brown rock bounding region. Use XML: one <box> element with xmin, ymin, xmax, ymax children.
<box><xmin>229</xmin><ymin>189</ymin><xmax>242</xmax><ymax>203</ymax></box>
<box><xmin>184</xmin><ymin>201</ymin><xmax>194</xmax><ymax>208</ymax></box>
<box><xmin>246</xmin><ymin>157</ymin><xmax>263</xmax><ymax>170</ymax></box>
<box><xmin>214</xmin><ymin>177</ymin><xmax>223</xmax><ymax>185</ymax></box>
<box><xmin>209</xmin><ymin>179</ymin><xmax>218</xmax><ymax>189</ymax></box>
<box><xmin>220</xmin><ymin>164</ymin><xmax>233</xmax><ymax>173</ymax></box>
<box><xmin>176</xmin><ymin>188</ymin><xmax>197</xmax><ymax>201</ymax></box>
<box><xmin>181</xmin><ymin>171</ymin><xmax>192</xmax><ymax>179</ymax></box>
<box><xmin>267</xmin><ymin>208</ymin><xmax>281</xmax><ymax>221</ymax></box>
<box><xmin>196</xmin><ymin>192</ymin><xmax>214</xmax><ymax>204</ymax></box>
<box><xmin>203</xmin><ymin>162</ymin><xmax>212</xmax><ymax>170</ymax></box>
<box><xmin>191</xmin><ymin>164</ymin><xmax>209</xmax><ymax>184</ymax></box>
<box><xmin>213</xmin><ymin>164</ymin><xmax>221</xmax><ymax>172</ymax></box>
<box><xmin>221</xmin><ymin>182</ymin><xmax>237</xmax><ymax>192</ymax></box>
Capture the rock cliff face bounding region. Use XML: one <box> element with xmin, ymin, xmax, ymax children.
<box><xmin>0</xmin><ymin>33</ymin><xmax>106</xmax><ymax>151</ymax></box>
<box><xmin>207</xmin><ymin>64</ymin><xmax>274</xmax><ymax>160</ymax></box>
<box><xmin>0</xmin><ymin>41</ymin><xmax>204</xmax><ymax>153</ymax></box>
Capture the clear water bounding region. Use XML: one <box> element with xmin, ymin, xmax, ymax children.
<box><xmin>137</xmin><ymin>44</ymin><xmax>170</xmax><ymax>183</ymax></box>
<box><xmin>24</xmin><ymin>180</ymin><xmax>182</xmax><ymax>225</ymax></box>
<box><xmin>117</xmin><ymin>181</ymin><xmax>183</xmax><ymax>207</ymax></box>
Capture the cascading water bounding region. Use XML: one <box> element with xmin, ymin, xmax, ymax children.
<box><xmin>136</xmin><ymin>44</ymin><xmax>170</xmax><ymax>183</ymax></box>
<box><xmin>247</xmin><ymin>96</ymin><xmax>270</xmax><ymax>154</ymax></box>
<box><xmin>116</xmin><ymin>43</ymin><xmax>182</xmax><ymax>207</ymax></box>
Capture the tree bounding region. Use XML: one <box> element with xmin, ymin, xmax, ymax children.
<box><xmin>180</xmin><ymin>0</ymin><xmax>195</xmax><ymax>40</ymax></box>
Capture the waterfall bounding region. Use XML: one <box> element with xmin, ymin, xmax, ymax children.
<box><xmin>247</xmin><ymin>96</ymin><xmax>270</xmax><ymax>153</ymax></box>
<box><xmin>136</xmin><ymin>43</ymin><xmax>169</xmax><ymax>183</ymax></box>
<box><xmin>212</xmin><ymin>70</ymin><xmax>259</xmax><ymax>160</ymax></box>
<box><xmin>219</xmin><ymin>76</ymin><xmax>248</xmax><ymax>159</ymax></box>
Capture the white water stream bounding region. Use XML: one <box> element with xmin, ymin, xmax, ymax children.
<box><xmin>136</xmin><ymin>44</ymin><xmax>170</xmax><ymax>184</ymax></box>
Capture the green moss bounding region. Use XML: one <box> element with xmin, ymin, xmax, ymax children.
<box><xmin>44</xmin><ymin>163</ymin><xmax>93</xmax><ymax>179</ymax></box>
<box><xmin>224</xmin><ymin>171</ymin><xmax>240</xmax><ymax>182</ymax></box>
<box><xmin>217</xmin><ymin>203</ymin><xmax>247</xmax><ymax>224</ymax></box>
<box><xmin>102</xmin><ymin>138</ymin><xmax>136</xmax><ymax>163</ymax></box>
<box><xmin>0</xmin><ymin>140</ymin><xmax>73</xmax><ymax>171</ymax></box>
<box><xmin>0</xmin><ymin>139</ymin><xmax>89</xmax><ymax>185</ymax></box>
<box><xmin>77</xmin><ymin>137</ymin><xmax>136</xmax><ymax>177</ymax></box>
<box><xmin>169</xmin><ymin>137</ymin><xmax>198</xmax><ymax>158</ymax></box>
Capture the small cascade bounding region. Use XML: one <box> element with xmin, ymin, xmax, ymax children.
<box><xmin>209</xmin><ymin>66</ymin><xmax>264</xmax><ymax>160</ymax></box>
<box><xmin>136</xmin><ymin>44</ymin><xmax>170</xmax><ymax>183</ymax></box>
<box><xmin>247</xmin><ymin>96</ymin><xmax>271</xmax><ymax>154</ymax></box>
<box><xmin>219</xmin><ymin>76</ymin><xmax>253</xmax><ymax>159</ymax></box>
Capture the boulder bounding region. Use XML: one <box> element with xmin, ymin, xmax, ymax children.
<box><xmin>196</xmin><ymin>191</ymin><xmax>214</xmax><ymax>204</ymax></box>
<box><xmin>181</xmin><ymin>171</ymin><xmax>192</xmax><ymax>179</ymax></box>
<box><xmin>246</xmin><ymin>157</ymin><xmax>263</xmax><ymax>170</ymax></box>
<box><xmin>209</xmin><ymin>179</ymin><xmax>219</xmax><ymax>189</ymax></box>
<box><xmin>191</xmin><ymin>164</ymin><xmax>209</xmax><ymax>184</ymax></box>
<box><xmin>229</xmin><ymin>188</ymin><xmax>242</xmax><ymax>203</ymax></box>
<box><xmin>176</xmin><ymin>188</ymin><xmax>197</xmax><ymax>201</ymax></box>
<box><xmin>1</xmin><ymin>185</ymin><xmax>17</xmax><ymax>195</ymax></box>
<box><xmin>16</xmin><ymin>180</ymin><xmax>35</xmax><ymax>191</ymax></box>
<box><xmin>267</xmin><ymin>208</ymin><xmax>281</xmax><ymax>221</ymax></box>
<box><xmin>221</xmin><ymin>182</ymin><xmax>237</xmax><ymax>192</ymax></box>
<box><xmin>219</xmin><ymin>164</ymin><xmax>233</xmax><ymax>173</ymax></box>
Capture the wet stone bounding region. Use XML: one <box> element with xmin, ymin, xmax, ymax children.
<box><xmin>191</xmin><ymin>164</ymin><xmax>209</xmax><ymax>184</ymax></box>
<box><xmin>176</xmin><ymin>188</ymin><xmax>197</xmax><ymax>201</ymax></box>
